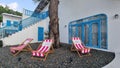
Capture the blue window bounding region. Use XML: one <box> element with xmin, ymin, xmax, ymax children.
<box><xmin>13</xmin><ymin>21</ymin><xmax>19</xmax><ymax>27</ymax></box>
<box><xmin>6</xmin><ymin>20</ymin><xmax>11</xmax><ymax>26</ymax></box>
<box><xmin>69</xmin><ymin>14</ymin><xmax>107</xmax><ymax>49</ymax></box>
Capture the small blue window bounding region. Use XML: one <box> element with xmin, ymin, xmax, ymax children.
<box><xmin>13</xmin><ymin>21</ymin><xmax>19</xmax><ymax>27</ymax></box>
<box><xmin>6</xmin><ymin>20</ymin><xmax>11</xmax><ymax>26</ymax></box>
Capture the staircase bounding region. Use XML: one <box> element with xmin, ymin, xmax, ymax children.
<box><xmin>22</xmin><ymin>11</ymin><xmax>48</xmax><ymax>29</ymax></box>
<box><xmin>33</xmin><ymin>0</ymin><xmax>50</xmax><ymax>13</ymax></box>
<box><xmin>0</xmin><ymin>11</ymin><xmax>48</xmax><ymax>39</ymax></box>
<box><xmin>2</xmin><ymin>17</ymin><xmax>49</xmax><ymax>46</ymax></box>
<box><xmin>0</xmin><ymin>0</ymin><xmax>50</xmax><ymax>46</ymax></box>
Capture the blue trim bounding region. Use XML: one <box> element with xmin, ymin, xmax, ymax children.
<box><xmin>98</xmin><ymin>21</ymin><xmax>101</xmax><ymax>48</ymax></box>
<box><xmin>69</xmin><ymin>24</ymin><xmax>72</xmax><ymax>43</ymax></box>
<box><xmin>81</xmin><ymin>24</ymin><xmax>84</xmax><ymax>42</ymax></box>
<box><xmin>70</xmin><ymin>19</ymin><xmax>101</xmax><ymax>26</ymax></box>
<box><xmin>69</xmin><ymin>14</ymin><xmax>106</xmax><ymax>25</ymax></box>
<box><xmin>105</xmin><ymin>15</ymin><xmax>108</xmax><ymax>49</ymax></box>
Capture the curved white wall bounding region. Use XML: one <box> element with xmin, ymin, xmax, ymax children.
<box><xmin>59</xmin><ymin>0</ymin><xmax>120</xmax><ymax>52</ymax></box>
<box><xmin>2</xmin><ymin>17</ymin><xmax>49</xmax><ymax>46</ymax></box>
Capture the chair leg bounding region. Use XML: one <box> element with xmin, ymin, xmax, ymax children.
<box><xmin>77</xmin><ymin>51</ymin><xmax>82</xmax><ymax>57</ymax></box>
<box><xmin>26</xmin><ymin>45</ymin><xmax>32</xmax><ymax>51</ymax></box>
<box><xmin>22</xmin><ymin>45</ymin><xmax>32</xmax><ymax>52</ymax></box>
<box><xmin>49</xmin><ymin>46</ymin><xmax>54</xmax><ymax>53</ymax></box>
<box><xmin>88</xmin><ymin>53</ymin><xmax>91</xmax><ymax>56</ymax></box>
<box><xmin>71</xmin><ymin>45</ymin><xmax>76</xmax><ymax>51</ymax></box>
<box><xmin>43</xmin><ymin>52</ymin><xmax>49</xmax><ymax>61</ymax></box>
<box><xmin>13</xmin><ymin>50</ymin><xmax>21</xmax><ymax>56</ymax></box>
<box><xmin>31</xmin><ymin>52</ymin><xmax>50</xmax><ymax>61</ymax></box>
<box><xmin>77</xmin><ymin>51</ymin><xmax>91</xmax><ymax>57</ymax></box>
<box><xmin>31</xmin><ymin>57</ymin><xmax>43</xmax><ymax>61</ymax></box>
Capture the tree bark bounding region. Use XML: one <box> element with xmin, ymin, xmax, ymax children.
<box><xmin>49</xmin><ymin>0</ymin><xmax>60</xmax><ymax>48</ymax></box>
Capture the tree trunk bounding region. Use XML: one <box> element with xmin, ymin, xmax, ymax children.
<box><xmin>49</xmin><ymin>0</ymin><xmax>60</xmax><ymax>48</ymax></box>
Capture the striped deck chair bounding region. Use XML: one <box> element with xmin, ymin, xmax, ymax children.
<box><xmin>10</xmin><ymin>38</ymin><xmax>33</xmax><ymax>56</ymax></box>
<box><xmin>71</xmin><ymin>37</ymin><xmax>91</xmax><ymax>57</ymax></box>
<box><xmin>31</xmin><ymin>39</ymin><xmax>54</xmax><ymax>61</ymax></box>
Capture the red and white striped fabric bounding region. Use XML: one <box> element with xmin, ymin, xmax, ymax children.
<box><xmin>72</xmin><ymin>37</ymin><xmax>90</xmax><ymax>54</ymax></box>
<box><xmin>10</xmin><ymin>38</ymin><xmax>33</xmax><ymax>53</ymax></box>
<box><xmin>32</xmin><ymin>39</ymin><xmax>53</xmax><ymax>57</ymax></box>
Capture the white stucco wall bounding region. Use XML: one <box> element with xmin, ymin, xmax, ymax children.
<box><xmin>58</xmin><ymin>0</ymin><xmax>120</xmax><ymax>52</ymax></box>
<box><xmin>2</xmin><ymin>17</ymin><xmax>49</xmax><ymax>46</ymax></box>
<box><xmin>22</xmin><ymin>14</ymin><xmax>30</xmax><ymax>19</ymax></box>
<box><xmin>2</xmin><ymin>13</ymin><xmax>22</xmax><ymax>24</ymax></box>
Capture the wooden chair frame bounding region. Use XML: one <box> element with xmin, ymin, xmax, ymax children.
<box><xmin>71</xmin><ymin>44</ymin><xmax>91</xmax><ymax>57</ymax></box>
<box><xmin>31</xmin><ymin>40</ymin><xmax>54</xmax><ymax>61</ymax></box>
<box><xmin>10</xmin><ymin>38</ymin><xmax>33</xmax><ymax>56</ymax></box>
<box><xmin>71</xmin><ymin>38</ymin><xmax>91</xmax><ymax>57</ymax></box>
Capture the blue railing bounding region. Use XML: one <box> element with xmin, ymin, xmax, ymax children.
<box><xmin>0</xmin><ymin>26</ymin><xmax>18</xmax><ymax>38</ymax></box>
<box><xmin>23</xmin><ymin>9</ymin><xmax>34</xmax><ymax>16</ymax></box>
<box><xmin>0</xmin><ymin>11</ymin><xmax>49</xmax><ymax>39</ymax></box>
<box><xmin>22</xmin><ymin>11</ymin><xmax>48</xmax><ymax>29</ymax></box>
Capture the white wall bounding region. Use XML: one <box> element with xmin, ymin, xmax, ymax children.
<box><xmin>59</xmin><ymin>0</ymin><xmax>120</xmax><ymax>52</ymax></box>
<box><xmin>2</xmin><ymin>14</ymin><xmax>22</xmax><ymax>24</ymax></box>
<box><xmin>22</xmin><ymin>14</ymin><xmax>30</xmax><ymax>20</ymax></box>
<box><xmin>2</xmin><ymin>17</ymin><xmax>49</xmax><ymax>46</ymax></box>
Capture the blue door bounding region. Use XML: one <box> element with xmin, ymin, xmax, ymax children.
<box><xmin>89</xmin><ymin>21</ymin><xmax>101</xmax><ymax>48</ymax></box>
<box><xmin>69</xmin><ymin>19</ymin><xmax>104</xmax><ymax>49</ymax></box>
<box><xmin>38</xmin><ymin>27</ymin><xmax>44</xmax><ymax>41</ymax></box>
<box><xmin>69</xmin><ymin>14</ymin><xmax>107</xmax><ymax>49</ymax></box>
<box><xmin>77</xmin><ymin>20</ymin><xmax>101</xmax><ymax>48</ymax></box>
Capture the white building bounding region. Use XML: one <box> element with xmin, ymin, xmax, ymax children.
<box><xmin>1</xmin><ymin>9</ymin><xmax>49</xmax><ymax>46</ymax></box>
<box><xmin>1</xmin><ymin>0</ymin><xmax>120</xmax><ymax>53</ymax></box>
<box><xmin>57</xmin><ymin>0</ymin><xmax>120</xmax><ymax>52</ymax></box>
<box><xmin>2</xmin><ymin>13</ymin><xmax>22</xmax><ymax>27</ymax></box>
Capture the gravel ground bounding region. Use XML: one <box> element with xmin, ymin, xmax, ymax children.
<box><xmin>0</xmin><ymin>43</ymin><xmax>115</xmax><ymax>68</ymax></box>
